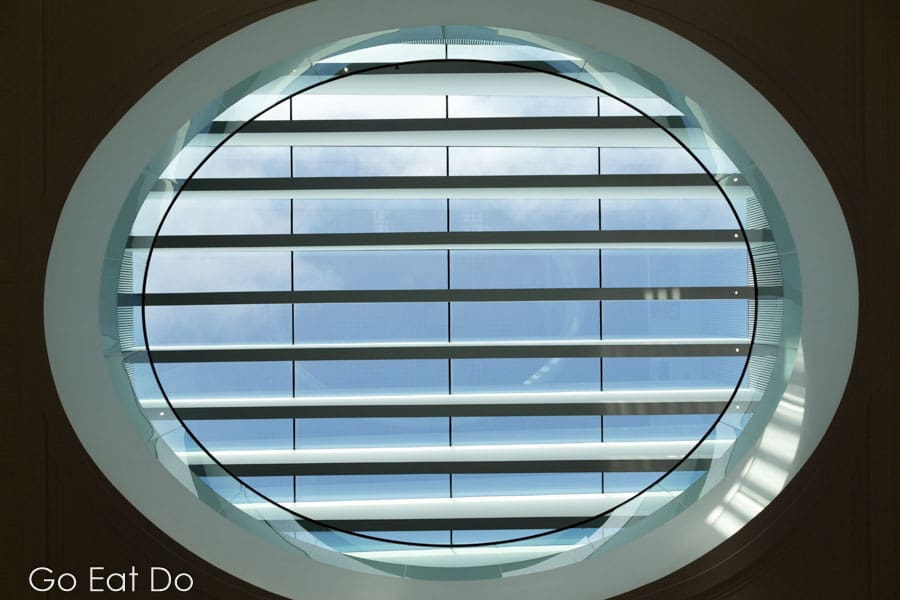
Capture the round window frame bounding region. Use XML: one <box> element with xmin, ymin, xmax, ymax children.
<box><xmin>45</xmin><ymin>1</ymin><xmax>858</xmax><ymax>598</ymax></box>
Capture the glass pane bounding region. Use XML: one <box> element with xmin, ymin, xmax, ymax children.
<box><xmin>602</xmin><ymin>300</ymin><xmax>749</xmax><ymax>339</ymax></box>
<box><xmin>604</xmin><ymin>471</ymin><xmax>703</xmax><ymax>493</ymax></box>
<box><xmin>201</xmin><ymin>476</ymin><xmax>295</xmax><ymax>503</ymax></box>
<box><xmin>194</xmin><ymin>146</ymin><xmax>290</xmax><ymax>178</ymax></box>
<box><xmin>295</xmin><ymin>303</ymin><xmax>446</xmax><ymax>344</ymax></box>
<box><xmin>160</xmin><ymin>198</ymin><xmax>291</xmax><ymax>235</ymax></box>
<box><xmin>602</xmin><ymin>197</ymin><xmax>742</xmax><ymax>230</ymax></box>
<box><xmin>601</xmin><ymin>249</ymin><xmax>748</xmax><ymax>287</ymax></box>
<box><xmin>449</xmin><ymin>147</ymin><xmax>596</xmax><ymax>176</ymax></box>
<box><xmin>292</xmin><ymin>146</ymin><xmax>445</xmax><ymax>177</ymax></box>
<box><xmin>452</xmin><ymin>416</ymin><xmax>602</xmax><ymax>445</ymax></box>
<box><xmin>603</xmin><ymin>414</ymin><xmax>716</xmax><ymax>442</ymax></box>
<box><xmin>451</xmin><ymin>250</ymin><xmax>598</xmax><ymax>289</ymax></box>
<box><xmin>449</xmin><ymin>198</ymin><xmax>598</xmax><ymax>231</ymax></box>
<box><xmin>296</xmin><ymin>474</ymin><xmax>449</xmax><ymax>501</ymax></box>
<box><xmin>185</xmin><ymin>419</ymin><xmax>293</xmax><ymax>451</ymax></box>
<box><xmin>292</xmin><ymin>94</ymin><xmax>446</xmax><ymax>120</ymax></box>
<box><xmin>453</xmin><ymin>473</ymin><xmax>602</xmax><ymax>496</ymax></box>
<box><xmin>448</xmin><ymin>96</ymin><xmax>597</xmax><ymax>118</ymax></box>
<box><xmin>600</xmin><ymin>147</ymin><xmax>703</xmax><ymax>174</ymax></box>
<box><xmin>296</xmin><ymin>418</ymin><xmax>448</xmax><ymax>448</ymax></box>
<box><xmin>452</xmin><ymin>358</ymin><xmax>601</xmax><ymax>393</ymax></box>
<box><xmin>294</xmin><ymin>198</ymin><xmax>446</xmax><ymax>233</ymax></box>
<box><xmin>452</xmin><ymin>301</ymin><xmax>599</xmax><ymax>341</ymax></box>
<box><xmin>602</xmin><ymin>356</ymin><xmax>746</xmax><ymax>390</ymax></box>
<box><xmin>144</xmin><ymin>250</ymin><xmax>291</xmax><ymax>293</ymax></box>
<box><xmin>145</xmin><ymin>304</ymin><xmax>292</xmax><ymax>347</ymax></box>
<box><xmin>294</xmin><ymin>251</ymin><xmax>447</xmax><ymax>290</ymax></box>
<box><xmin>295</xmin><ymin>359</ymin><xmax>448</xmax><ymax>396</ymax></box>
<box><xmin>155</xmin><ymin>362</ymin><xmax>292</xmax><ymax>399</ymax></box>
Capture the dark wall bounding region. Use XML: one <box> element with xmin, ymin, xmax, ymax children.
<box><xmin>1</xmin><ymin>1</ymin><xmax>896</xmax><ymax>598</ymax></box>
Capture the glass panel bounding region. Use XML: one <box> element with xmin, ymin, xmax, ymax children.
<box><xmin>451</xmin><ymin>250</ymin><xmax>598</xmax><ymax>289</ymax></box>
<box><xmin>452</xmin><ymin>301</ymin><xmax>599</xmax><ymax>341</ymax></box>
<box><xmin>602</xmin><ymin>300</ymin><xmax>749</xmax><ymax>339</ymax></box>
<box><xmin>296</xmin><ymin>418</ymin><xmax>448</xmax><ymax>448</ymax></box>
<box><xmin>453</xmin><ymin>528</ymin><xmax>588</xmax><ymax>546</ymax></box>
<box><xmin>292</xmin><ymin>94</ymin><xmax>446</xmax><ymax>120</ymax></box>
<box><xmin>295</xmin><ymin>359</ymin><xmax>448</xmax><ymax>396</ymax></box>
<box><xmin>159</xmin><ymin>197</ymin><xmax>291</xmax><ymax>235</ymax></box>
<box><xmin>600</xmin><ymin>147</ymin><xmax>703</xmax><ymax>175</ymax></box>
<box><xmin>144</xmin><ymin>250</ymin><xmax>291</xmax><ymax>293</ymax></box>
<box><xmin>601</xmin><ymin>197</ymin><xmax>742</xmax><ymax>230</ymax></box>
<box><xmin>294</xmin><ymin>198</ymin><xmax>446</xmax><ymax>233</ymax></box>
<box><xmin>603</xmin><ymin>414</ymin><xmax>716</xmax><ymax>442</ymax></box>
<box><xmin>453</xmin><ymin>473</ymin><xmax>602</xmax><ymax>496</ymax></box>
<box><xmin>154</xmin><ymin>362</ymin><xmax>292</xmax><ymax>399</ymax></box>
<box><xmin>185</xmin><ymin>418</ymin><xmax>293</xmax><ymax>451</ymax></box>
<box><xmin>601</xmin><ymin>249</ymin><xmax>748</xmax><ymax>287</ymax></box>
<box><xmin>449</xmin><ymin>198</ymin><xmax>598</xmax><ymax>231</ymax></box>
<box><xmin>448</xmin><ymin>96</ymin><xmax>597</xmax><ymax>118</ymax></box>
<box><xmin>296</xmin><ymin>474</ymin><xmax>449</xmax><ymax>501</ymax></box>
<box><xmin>449</xmin><ymin>147</ymin><xmax>596</xmax><ymax>176</ymax></box>
<box><xmin>452</xmin><ymin>358</ymin><xmax>601</xmax><ymax>393</ymax></box>
<box><xmin>292</xmin><ymin>146</ymin><xmax>446</xmax><ymax>177</ymax></box>
<box><xmin>597</xmin><ymin>97</ymin><xmax>682</xmax><ymax>117</ymax></box>
<box><xmin>294</xmin><ymin>251</ymin><xmax>447</xmax><ymax>291</ymax></box>
<box><xmin>602</xmin><ymin>357</ymin><xmax>747</xmax><ymax>390</ymax></box>
<box><xmin>201</xmin><ymin>476</ymin><xmax>295</xmax><ymax>503</ymax></box>
<box><xmin>452</xmin><ymin>416</ymin><xmax>602</xmax><ymax>445</ymax></box>
<box><xmin>295</xmin><ymin>303</ymin><xmax>446</xmax><ymax>344</ymax></box>
<box><xmin>604</xmin><ymin>471</ymin><xmax>703</xmax><ymax>493</ymax></box>
<box><xmin>145</xmin><ymin>304</ymin><xmax>292</xmax><ymax>347</ymax></box>
<box><xmin>194</xmin><ymin>146</ymin><xmax>291</xmax><ymax>178</ymax></box>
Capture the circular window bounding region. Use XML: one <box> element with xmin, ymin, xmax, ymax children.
<box><xmin>137</xmin><ymin>57</ymin><xmax>759</xmax><ymax>553</ymax></box>
<box><xmin>46</xmin><ymin>2</ymin><xmax>857</xmax><ymax>598</ymax></box>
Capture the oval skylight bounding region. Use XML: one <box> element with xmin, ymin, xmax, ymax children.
<box><xmin>121</xmin><ymin>52</ymin><xmax>773</xmax><ymax>565</ymax></box>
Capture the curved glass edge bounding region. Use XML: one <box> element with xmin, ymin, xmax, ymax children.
<box><xmin>99</xmin><ymin>25</ymin><xmax>800</xmax><ymax>580</ymax></box>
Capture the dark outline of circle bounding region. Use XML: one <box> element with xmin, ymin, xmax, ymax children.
<box><xmin>139</xmin><ymin>57</ymin><xmax>760</xmax><ymax>549</ymax></box>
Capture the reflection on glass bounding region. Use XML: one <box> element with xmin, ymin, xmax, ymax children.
<box><xmin>600</xmin><ymin>147</ymin><xmax>703</xmax><ymax>175</ymax></box>
<box><xmin>201</xmin><ymin>475</ymin><xmax>294</xmax><ymax>503</ymax></box>
<box><xmin>452</xmin><ymin>358</ymin><xmax>601</xmax><ymax>393</ymax></box>
<box><xmin>603</xmin><ymin>356</ymin><xmax>747</xmax><ymax>390</ymax></box>
<box><xmin>603</xmin><ymin>414</ymin><xmax>716</xmax><ymax>442</ymax></box>
<box><xmin>194</xmin><ymin>146</ymin><xmax>291</xmax><ymax>178</ymax></box>
<box><xmin>602</xmin><ymin>249</ymin><xmax>748</xmax><ymax>287</ymax></box>
<box><xmin>603</xmin><ymin>300</ymin><xmax>748</xmax><ymax>339</ymax></box>
<box><xmin>296</xmin><ymin>474</ymin><xmax>449</xmax><ymax>501</ymax></box>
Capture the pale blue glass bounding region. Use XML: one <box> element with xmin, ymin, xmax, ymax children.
<box><xmin>294</xmin><ymin>251</ymin><xmax>447</xmax><ymax>290</ymax></box>
<box><xmin>602</xmin><ymin>300</ymin><xmax>748</xmax><ymax>339</ymax></box>
<box><xmin>295</xmin><ymin>303</ymin><xmax>447</xmax><ymax>344</ymax></box>
<box><xmin>295</xmin><ymin>359</ymin><xmax>448</xmax><ymax>396</ymax></box>
<box><xmin>448</xmin><ymin>96</ymin><xmax>597</xmax><ymax>118</ymax></box>
<box><xmin>452</xmin><ymin>301</ymin><xmax>599</xmax><ymax>341</ymax></box>
<box><xmin>601</xmin><ymin>249</ymin><xmax>748</xmax><ymax>287</ymax></box>
<box><xmin>449</xmin><ymin>147</ymin><xmax>597</xmax><ymax>176</ymax></box>
<box><xmin>185</xmin><ymin>418</ymin><xmax>294</xmax><ymax>451</ymax></box>
<box><xmin>293</xmin><ymin>146</ymin><xmax>446</xmax><ymax>177</ymax></box>
<box><xmin>452</xmin><ymin>250</ymin><xmax>598</xmax><ymax>289</ymax></box>
<box><xmin>453</xmin><ymin>416</ymin><xmax>601</xmax><ymax>445</ymax></box>
<box><xmin>453</xmin><ymin>473</ymin><xmax>602</xmax><ymax>496</ymax></box>
<box><xmin>296</xmin><ymin>417</ymin><xmax>449</xmax><ymax>448</ymax></box>
<box><xmin>296</xmin><ymin>474</ymin><xmax>449</xmax><ymax>501</ymax></box>
<box><xmin>154</xmin><ymin>362</ymin><xmax>292</xmax><ymax>398</ymax></box>
<box><xmin>449</xmin><ymin>198</ymin><xmax>598</xmax><ymax>231</ymax></box>
<box><xmin>452</xmin><ymin>358</ymin><xmax>601</xmax><ymax>393</ymax></box>
<box><xmin>294</xmin><ymin>198</ymin><xmax>446</xmax><ymax>233</ymax></box>
<box><xmin>602</xmin><ymin>356</ymin><xmax>746</xmax><ymax>390</ymax></box>
<box><xmin>145</xmin><ymin>304</ymin><xmax>292</xmax><ymax>347</ymax></box>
